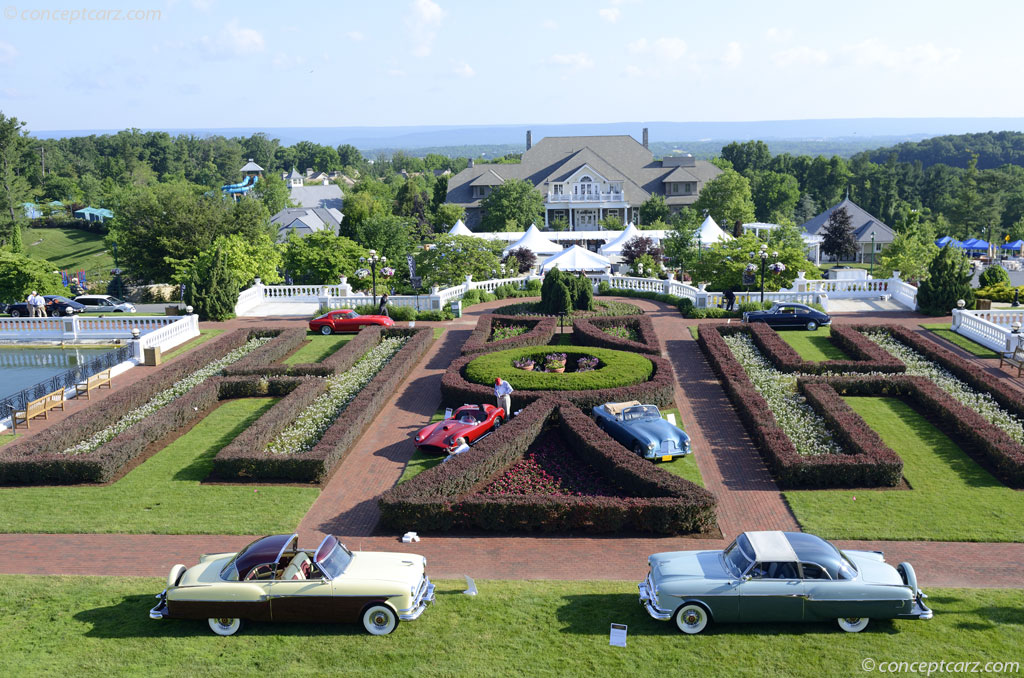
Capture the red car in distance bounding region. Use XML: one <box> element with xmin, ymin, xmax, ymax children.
<box><xmin>309</xmin><ymin>309</ymin><xmax>394</xmax><ymax>334</ymax></box>
<box><xmin>414</xmin><ymin>404</ymin><xmax>506</xmax><ymax>455</ymax></box>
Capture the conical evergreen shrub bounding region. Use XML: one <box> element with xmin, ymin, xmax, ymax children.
<box><xmin>917</xmin><ymin>245</ymin><xmax>975</xmax><ymax>315</ymax></box>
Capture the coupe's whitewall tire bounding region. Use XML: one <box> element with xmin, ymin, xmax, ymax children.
<box><xmin>208</xmin><ymin>617</ymin><xmax>242</xmax><ymax>636</ymax></box>
<box><xmin>674</xmin><ymin>603</ymin><xmax>710</xmax><ymax>634</ymax></box>
<box><xmin>320</xmin><ymin>325</ymin><xmax>333</xmax><ymax>335</ymax></box>
<box><xmin>362</xmin><ymin>605</ymin><xmax>398</xmax><ymax>635</ymax></box>
<box><xmin>837</xmin><ymin>617</ymin><xmax>869</xmax><ymax>633</ymax></box>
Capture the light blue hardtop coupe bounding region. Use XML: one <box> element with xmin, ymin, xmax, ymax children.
<box><xmin>591</xmin><ymin>401</ymin><xmax>691</xmax><ymax>461</ymax></box>
<box><xmin>639</xmin><ymin>531</ymin><xmax>932</xmax><ymax>634</ymax></box>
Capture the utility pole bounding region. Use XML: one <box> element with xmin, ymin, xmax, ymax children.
<box><xmin>40</xmin><ymin>146</ymin><xmax>45</xmax><ymax>177</ymax></box>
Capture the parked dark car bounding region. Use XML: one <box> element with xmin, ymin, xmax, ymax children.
<box><xmin>5</xmin><ymin>295</ymin><xmax>86</xmax><ymax>317</ymax></box>
<box><xmin>742</xmin><ymin>303</ymin><xmax>831</xmax><ymax>331</ymax></box>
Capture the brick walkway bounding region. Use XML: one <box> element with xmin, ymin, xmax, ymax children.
<box><xmin>0</xmin><ymin>301</ymin><xmax>1022</xmax><ymax>588</ymax></box>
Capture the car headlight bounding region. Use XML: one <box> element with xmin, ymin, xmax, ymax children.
<box><xmin>647</xmin><ymin>441</ymin><xmax>657</xmax><ymax>450</ymax></box>
<box><xmin>415</xmin><ymin>434</ymin><xmax>422</xmax><ymax>442</ymax></box>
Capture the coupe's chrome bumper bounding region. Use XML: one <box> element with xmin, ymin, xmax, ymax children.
<box><xmin>638</xmin><ymin>575</ymin><xmax>673</xmax><ymax>621</ymax></box>
<box><xmin>149</xmin><ymin>590</ymin><xmax>168</xmax><ymax>620</ymax></box>
<box><xmin>910</xmin><ymin>592</ymin><xmax>933</xmax><ymax>620</ymax></box>
<box><xmin>399</xmin><ymin>576</ymin><xmax>436</xmax><ymax>621</ymax></box>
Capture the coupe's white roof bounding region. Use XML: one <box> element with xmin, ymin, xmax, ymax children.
<box><xmin>745</xmin><ymin>531</ymin><xmax>798</xmax><ymax>562</ymax></box>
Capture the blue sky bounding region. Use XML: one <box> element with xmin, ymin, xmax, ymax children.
<box><xmin>1</xmin><ymin>0</ymin><xmax>1022</xmax><ymax>131</ymax></box>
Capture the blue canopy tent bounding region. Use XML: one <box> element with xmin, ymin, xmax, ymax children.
<box><xmin>1002</xmin><ymin>239</ymin><xmax>1024</xmax><ymax>250</ymax></box>
<box><xmin>935</xmin><ymin>236</ymin><xmax>960</xmax><ymax>247</ymax></box>
<box><xmin>957</xmin><ymin>238</ymin><xmax>978</xmax><ymax>249</ymax></box>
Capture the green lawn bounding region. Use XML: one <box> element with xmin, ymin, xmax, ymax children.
<box><xmin>284</xmin><ymin>334</ymin><xmax>353</xmax><ymax>365</ymax></box>
<box><xmin>920</xmin><ymin>323</ymin><xmax>1000</xmax><ymax>359</ymax></box>
<box><xmin>397</xmin><ymin>408</ymin><xmax>447</xmax><ymax>483</ymax></box>
<box><xmin>0</xmin><ymin>433</ymin><xmax>23</xmax><ymax>448</ymax></box>
<box><xmin>778</xmin><ymin>327</ymin><xmax>852</xmax><ymax>361</ymax></box>
<box><xmin>688</xmin><ymin>326</ymin><xmax>699</xmax><ymax>340</ymax></box>
<box><xmin>161</xmin><ymin>329</ymin><xmax>224</xmax><ymax>361</ymax></box>
<box><xmin>24</xmin><ymin>226</ymin><xmax>115</xmax><ymax>283</ymax></box>
<box><xmin>0</xmin><ymin>398</ymin><xmax>319</xmax><ymax>534</ymax></box>
<box><xmin>1</xmin><ymin>576</ymin><xmax>1020</xmax><ymax>678</ymax></box>
<box><xmin>785</xmin><ymin>397</ymin><xmax>1024</xmax><ymax>542</ymax></box>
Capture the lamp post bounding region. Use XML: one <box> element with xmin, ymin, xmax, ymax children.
<box><xmin>869</xmin><ymin>231</ymin><xmax>875</xmax><ymax>276</ymax></box>
<box><xmin>749</xmin><ymin>244</ymin><xmax>782</xmax><ymax>304</ymax></box>
<box><xmin>358</xmin><ymin>250</ymin><xmax>386</xmax><ymax>306</ymax></box>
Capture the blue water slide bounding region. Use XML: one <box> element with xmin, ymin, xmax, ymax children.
<box><xmin>221</xmin><ymin>174</ymin><xmax>259</xmax><ymax>194</ymax></box>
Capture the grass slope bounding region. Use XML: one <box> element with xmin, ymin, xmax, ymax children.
<box><xmin>0</xmin><ymin>576</ymin><xmax>1020</xmax><ymax>678</ymax></box>
<box><xmin>24</xmin><ymin>226</ymin><xmax>115</xmax><ymax>283</ymax></box>
<box><xmin>284</xmin><ymin>334</ymin><xmax>353</xmax><ymax>365</ymax></box>
<box><xmin>785</xmin><ymin>397</ymin><xmax>1024</xmax><ymax>542</ymax></box>
<box><xmin>0</xmin><ymin>398</ymin><xmax>318</xmax><ymax>534</ymax></box>
<box><xmin>778</xmin><ymin>327</ymin><xmax>852</xmax><ymax>361</ymax></box>
<box><xmin>920</xmin><ymin>323</ymin><xmax>1000</xmax><ymax>359</ymax></box>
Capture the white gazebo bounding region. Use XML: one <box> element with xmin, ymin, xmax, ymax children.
<box><xmin>696</xmin><ymin>215</ymin><xmax>733</xmax><ymax>246</ymax></box>
<box><xmin>539</xmin><ymin>245</ymin><xmax>612</xmax><ymax>273</ymax></box>
<box><xmin>448</xmin><ymin>219</ymin><xmax>474</xmax><ymax>236</ymax></box>
<box><xmin>502</xmin><ymin>224</ymin><xmax>563</xmax><ymax>257</ymax></box>
<box><xmin>598</xmin><ymin>222</ymin><xmax>648</xmax><ymax>256</ymax></box>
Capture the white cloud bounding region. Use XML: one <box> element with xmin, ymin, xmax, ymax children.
<box><xmin>627</xmin><ymin>38</ymin><xmax>647</xmax><ymax>54</ymax></box>
<box><xmin>200</xmin><ymin>20</ymin><xmax>264</xmax><ymax>57</ymax></box>
<box><xmin>846</xmin><ymin>38</ymin><xmax>960</xmax><ymax>70</ymax></box>
<box><xmin>0</xmin><ymin>41</ymin><xmax>18</xmax><ymax>65</ymax></box>
<box><xmin>346</xmin><ymin>31</ymin><xmax>364</xmax><ymax>41</ymax></box>
<box><xmin>627</xmin><ymin>37</ymin><xmax>686</xmax><ymax>61</ymax></box>
<box><xmin>772</xmin><ymin>46</ymin><xmax>829</xmax><ymax>67</ymax></box>
<box><xmin>272</xmin><ymin>53</ymin><xmax>306</xmax><ymax>70</ymax></box>
<box><xmin>541</xmin><ymin>19</ymin><xmax>558</xmax><ymax>30</ymax></box>
<box><xmin>453</xmin><ymin>61</ymin><xmax>475</xmax><ymax>77</ymax></box>
<box><xmin>550</xmin><ymin>52</ymin><xmax>594</xmax><ymax>71</ymax></box>
<box><xmin>406</xmin><ymin>0</ymin><xmax>444</xmax><ymax>57</ymax></box>
<box><xmin>765</xmin><ymin>27</ymin><xmax>792</xmax><ymax>42</ymax></box>
<box><xmin>722</xmin><ymin>41</ymin><xmax>743</xmax><ymax>68</ymax></box>
<box><xmin>598</xmin><ymin>8</ymin><xmax>621</xmax><ymax>23</ymax></box>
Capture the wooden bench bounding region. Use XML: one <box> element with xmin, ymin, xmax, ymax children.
<box><xmin>999</xmin><ymin>345</ymin><xmax>1024</xmax><ymax>377</ymax></box>
<box><xmin>75</xmin><ymin>369</ymin><xmax>112</xmax><ymax>400</ymax></box>
<box><xmin>11</xmin><ymin>388</ymin><xmax>65</xmax><ymax>432</ymax></box>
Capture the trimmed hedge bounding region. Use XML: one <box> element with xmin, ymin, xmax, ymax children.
<box><xmin>221</xmin><ymin>326</ymin><xmax>385</xmax><ymax>377</ymax></box>
<box><xmin>0</xmin><ymin>328</ymin><xmax>277</xmax><ymax>485</ymax></box>
<box><xmin>748</xmin><ymin>323</ymin><xmax>905</xmax><ymax>375</ymax></box>
<box><xmin>492</xmin><ymin>299</ymin><xmax>643</xmax><ymax>317</ymax></box>
<box><xmin>464</xmin><ymin>347</ymin><xmax>653</xmax><ymax>392</ymax></box>
<box><xmin>212</xmin><ymin>328</ymin><xmax>435</xmax><ymax>482</ymax></box>
<box><xmin>378</xmin><ymin>399</ymin><xmax>716</xmax><ymax>534</ymax></box>
<box><xmin>442</xmin><ymin>351</ymin><xmax>674</xmax><ymax>412</ymax></box>
<box><xmin>824</xmin><ymin>375</ymin><xmax>1024</xmax><ymax>488</ymax></box>
<box><xmin>221</xmin><ymin>328</ymin><xmax>307</xmax><ymax>376</ymax></box>
<box><xmin>461</xmin><ymin>315</ymin><xmax>558</xmax><ymax>356</ymax></box>
<box><xmin>572</xmin><ymin>314</ymin><xmax>660</xmax><ymax>355</ymax></box>
<box><xmin>698</xmin><ymin>324</ymin><xmax>902</xmax><ymax>488</ymax></box>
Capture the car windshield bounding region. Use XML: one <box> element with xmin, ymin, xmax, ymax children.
<box><xmin>48</xmin><ymin>296</ymin><xmax>72</xmax><ymax>303</ymax></box>
<box><xmin>723</xmin><ymin>534</ymin><xmax>755</xmax><ymax>577</ymax></box>
<box><xmin>315</xmin><ymin>536</ymin><xmax>353</xmax><ymax>579</ymax></box>
<box><xmin>344</xmin><ymin>311</ymin><xmax>359</xmax><ymax>318</ymax></box>
<box><xmin>107</xmin><ymin>297</ymin><xmax>126</xmax><ymax>304</ymax></box>
<box><xmin>623</xmin><ymin>405</ymin><xmax>660</xmax><ymax>421</ymax></box>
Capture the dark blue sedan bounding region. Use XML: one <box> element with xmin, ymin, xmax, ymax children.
<box><xmin>742</xmin><ymin>302</ymin><xmax>831</xmax><ymax>331</ymax></box>
<box><xmin>592</xmin><ymin>401</ymin><xmax>691</xmax><ymax>462</ymax></box>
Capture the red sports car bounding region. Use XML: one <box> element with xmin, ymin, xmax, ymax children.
<box><xmin>414</xmin><ymin>404</ymin><xmax>506</xmax><ymax>455</ymax></box>
<box><xmin>309</xmin><ymin>309</ymin><xmax>394</xmax><ymax>334</ymax></box>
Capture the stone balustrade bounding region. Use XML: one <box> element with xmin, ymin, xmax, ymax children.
<box><xmin>953</xmin><ymin>308</ymin><xmax>1024</xmax><ymax>353</ymax></box>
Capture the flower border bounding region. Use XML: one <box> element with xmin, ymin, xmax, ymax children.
<box><xmin>460</xmin><ymin>314</ymin><xmax>557</xmax><ymax>356</ymax></box>
<box><xmin>571</xmin><ymin>314</ymin><xmax>661</xmax><ymax>355</ymax></box>
<box><xmin>748</xmin><ymin>322</ymin><xmax>905</xmax><ymax>375</ymax></box>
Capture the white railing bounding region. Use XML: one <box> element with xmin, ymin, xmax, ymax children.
<box><xmin>0</xmin><ymin>315</ymin><xmax>179</xmax><ymax>342</ymax></box>
<box><xmin>234</xmin><ymin>283</ymin><xmax>263</xmax><ymax>316</ymax></box>
<box><xmin>137</xmin><ymin>314</ymin><xmax>200</xmax><ymax>357</ymax></box>
<box><xmin>547</xmin><ymin>191</ymin><xmax>625</xmax><ymax>203</ymax></box>
<box><xmin>787</xmin><ymin>272</ymin><xmax>917</xmax><ymax>310</ymax></box>
<box><xmin>952</xmin><ymin>309</ymin><xmax>1019</xmax><ymax>353</ymax></box>
<box><xmin>889</xmin><ymin>279</ymin><xmax>919</xmax><ymax>311</ymax></box>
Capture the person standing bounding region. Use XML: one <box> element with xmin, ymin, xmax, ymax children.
<box><xmin>377</xmin><ymin>292</ymin><xmax>390</xmax><ymax>317</ymax></box>
<box><xmin>494</xmin><ymin>377</ymin><xmax>513</xmax><ymax>416</ymax></box>
<box><xmin>27</xmin><ymin>291</ymin><xmax>45</xmax><ymax>317</ymax></box>
<box><xmin>724</xmin><ymin>288</ymin><xmax>736</xmax><ymax>312</ymax></box>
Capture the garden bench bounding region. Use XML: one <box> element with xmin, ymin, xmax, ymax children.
<box><xmin>11</xmin><ymin>388</ymin><xmax>64</xmax><ymax>431</ymax></box>
<box><xmin>998</xmin><ymin>344</ymin><xmax>1024</xmax><ymax>377</ymax></box>
<box><xmin>75</xmin><ymin>369</ymin><xmax>112</xmax><ymax>400</ymax></box>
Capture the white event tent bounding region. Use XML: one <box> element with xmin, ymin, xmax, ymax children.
<box><xmin>448</xmin><ymin>219</ymin><xmax>474</xmax><ymax>236</ymax></box>
<box><xmin>696</xmin><ymin>215</ymin><xmax>733</xmax><ymax>246</ymax></box>
<box><xmin>502</xmin><ymin>224</ymin><xmax>563</xmax><ymax>257</ymax></box>
<box><xmin>598</xmin><ymin>222</ymin><xmax>647</xmax><ymax>256</ymax></box>
<box><xmin>539</xmin><ymin>245</ymin><xmax>612</xmax><ymax>273</ymax></box>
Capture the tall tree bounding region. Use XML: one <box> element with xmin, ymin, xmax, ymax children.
<box><xmin>0</xmin><ymin>251</ymin><xmax>63</xmax><ymax>300</ymax></box>
<box><xmin>479</xmin><ymin>179</ymin><xmax>543</xmax><ymax>232</ymax></box>
<box><xmin>280</xmin><ymin>231</ymin><xmax>369</xmax><ymax>286</ymax></box>
<box><xmin>916</xmin><ymin>244</ymin><xmax>974</xmax><ymax>315</ymax></box>
<box><xmin>184</xmin><ymin>244</ymin><xmax>239</xmax><ymax>321</ymax></box>
<box><xmin>820</xmin><ymin>207</ymin><xmax>858</xmax><ymax>262</ymax></box>
<box><xmin>876</xmin><ymin>222</ymin><xmax>939</xmax><ymax>283</ymax></box>
<box><xmin>749</xmin><ymin>170</ymin><xmax>800</xmax><ymax>223</ymax></box>
<box><xmin>721</xmin><ymin>140</ymin><xmax>771</xmax><ymax>175</ymax></box>
<box><xmin>0</xmin><ymin>113</ymin><xmax>31</xmax><ymax>248</ymax></box>
<box><xmin>638</xmin><ymin>194</ymin><xmax>670</xmax><ymax>225</ymax></box>
<box><xmin>692</xmin><ymin>169</ymin><xmax>756</xmax><ymax>227</ymax></box>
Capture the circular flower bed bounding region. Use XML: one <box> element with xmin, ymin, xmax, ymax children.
<box><xmin>464</xmin><ymin>346</ymin><xmax>652</xmax><ymax>391</ymax></box>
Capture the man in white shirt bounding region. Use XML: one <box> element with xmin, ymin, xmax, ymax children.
<box><xmin>27</xmin><ymin>291</ymin><xmax>45</xmax><ymax>317</ymax></box>
<box><xmin>494</xmin><ymin>377</ymin><xmax>513</xmax><ymax>415</ymax></box>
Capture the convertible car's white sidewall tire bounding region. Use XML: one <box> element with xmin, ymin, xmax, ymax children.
<box><xmin>837</xmin><ymin>617</ymin><xmax>869</xmax><ymax>633</ymax></box>
<box><xmin>320</xmin><ymin>325</ymin><xmax>333</xmax><ymax>335</ymax></box>
<box><xmin>674</xmin><ymin>604</ymin><xmax>710</xmax><ymax>634</ymax></box>
<box><xmin>807</xmin><ymin>321</ymin><xmax>818</xmax><ymax>331</ymax></box>
<box><xmin>208</xmin><ymin>617</ymin><xmax>242</xmax><ymax>636</ymax></box>
<box><xmin>362</xmin><ymin>605</ymin><xmax>398</xmax><ymax>635</ymax></box>
<box><xmin>167</xmin><ymin>564</ymin><xmax>187</xmax><ymax>588</ymax></box>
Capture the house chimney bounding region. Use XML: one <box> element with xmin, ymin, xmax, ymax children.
<box><xmin>642</xmin><ymin>127</ymin><xmax>649</xmax><ymax>149</ymax></box>
<box><xmin>468</xmin><ymin>158</ymin><xmax>475</xmax><ymax>168</ymax></box>
<box><xmin>526</xmin><ymin>130</ymin><xmax>532</xmax><ymax>151</ymax></box>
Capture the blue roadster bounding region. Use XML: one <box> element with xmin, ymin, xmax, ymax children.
<box><xmin>592</xmin><ymin>401</ymin><xmax>691</xmax><ymax>462</ymax></box>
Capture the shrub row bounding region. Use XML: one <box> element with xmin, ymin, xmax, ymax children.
<box><xmin>825</xmin><ymin>374</ymin><xmax>1024</xmax><ymax>488</ymax></box>
<box><xmin>351</xmin><ymin>303</ymin><xmax>452</xmax><ymax>322</ymax></box>
<box><xmin>211</xmin><ymin>328</ymin><xmax>434</xmax><ymax>482</ymax></box>
<box><xmin>571</xmin><ymin>314</ymin><xmax>661</xmax><ymax>355</ymax></box>
<box><xmin>442</xmin><ymin>351</ymin><xmax>674</xmax><ymax>412</ymax></box>
<box><xmin>698</xmin><ymin>324</ymin><xmax>902</xmax><ymax>488</ymax></box>
<box><xmin>0</xmin><ymin>328</ymin><xmax>270</xmax><ymax>485</ymax></box>
<box><xmin>222</xmin><ymin>326</ymin><xmax>385</xmax><ymax>377</ymax></box>
<box><xmin>464</xmin><ymin>347</ymin><xmax>654</xmax><ymax>392</ymax></box>
<box><xmin>378</xmin><ymin>400</ymin><xmax>716</xmax><ymax>534</ymax></box>
<box><xmin>492</xmin><ymin>299</ymin><xmax>643</xmax><ymax>317</ymax></box>
<box><xmin>460</xmin><ymin>315</ymin><xmax>558</xmax><ymax>356</ymax></box>
<box><xmin>221</xmin><ymin>328</ymin><xmax>307</xmax><ymax>376</ymax></box>
<box><xmin>748</xmin><ymin>323</ymin><xmax>905</xmax><ymax>375</ymax></box>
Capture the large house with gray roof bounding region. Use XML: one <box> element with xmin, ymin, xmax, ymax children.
<box><xmin>445</xmin><ymin>130</ymin><xmax>721</xmax><ymax>231</ymax></box>
<box><xmin>270</xmin><ymin>206</ymin><xmax>343</xmax><ymax>242</ymax></box>
<box><xmin>798</xmin><ymin>198</ymin><xmax>895</xmax><ymax>264</ymax></box>
<box><xmin>282</xmin><ymin>167</ymin><xmax>344</xmax><ymax>210</ymax></box>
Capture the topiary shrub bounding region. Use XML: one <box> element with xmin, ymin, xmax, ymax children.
<box><xmin>978</xmin><ymin>264</ymin><xmax>1010</xmax><ymax>288</ymax></box>
<box><xmin>917</xmin><ymin>244</ymin><xmax>975</xmax><ymax>315</ymax></box>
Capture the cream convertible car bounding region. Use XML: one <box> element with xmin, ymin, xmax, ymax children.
<box><xmin>149</xmin><ymin>534</ymin><xmax>435</xmax><ymax>636</ymax></box>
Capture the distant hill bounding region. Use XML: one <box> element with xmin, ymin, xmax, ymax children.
<box><xmin>854</xmin><ymin>131</ymin><xmax>1024</xmax><ymax>169</ymax></box>
<box><xmin>34</xmin><ymin>117</ymin><xmax>1024</xmax><ymax>155</ymax></box>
